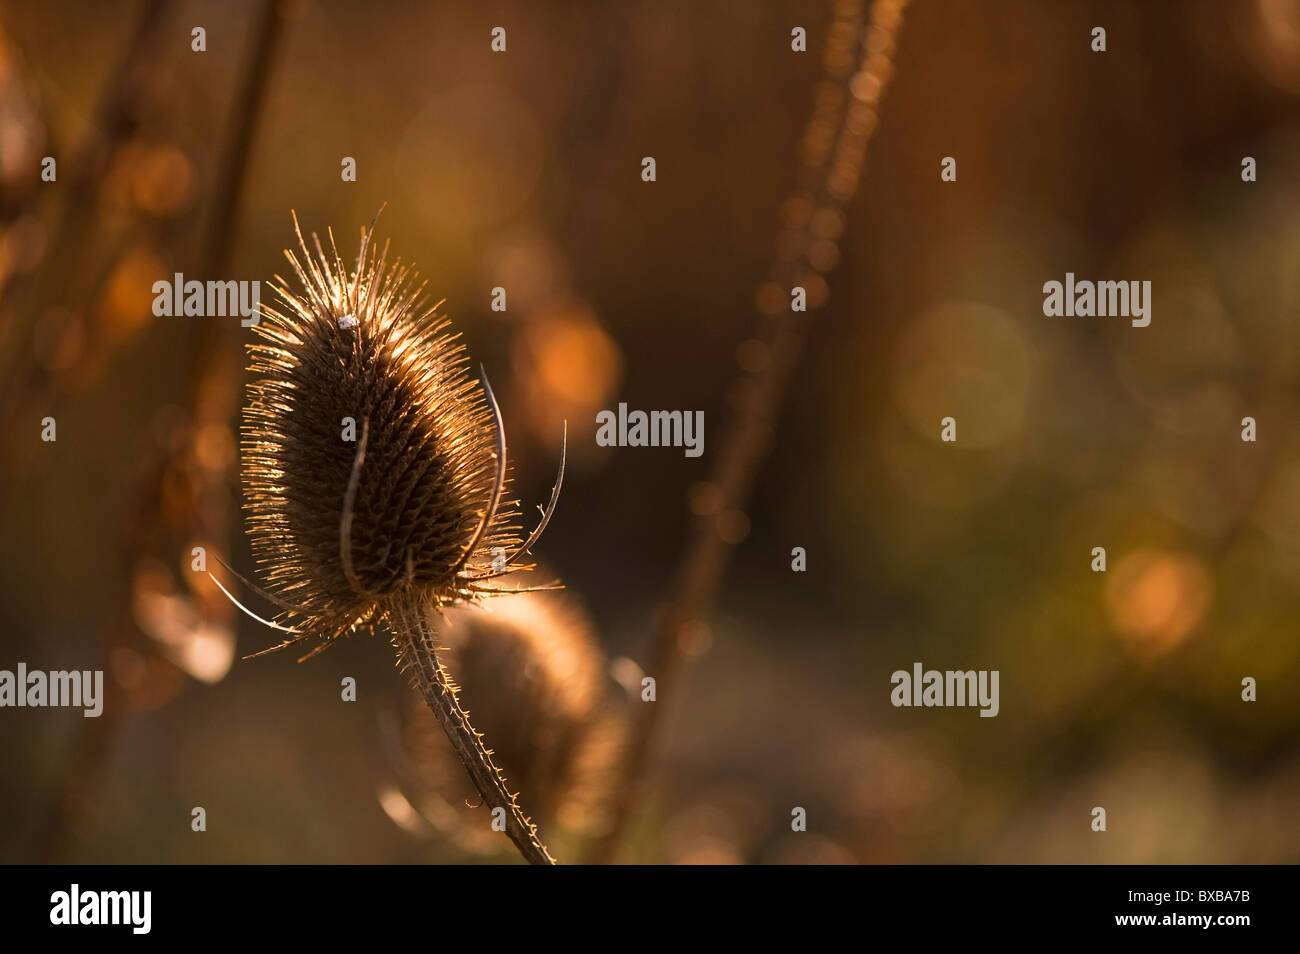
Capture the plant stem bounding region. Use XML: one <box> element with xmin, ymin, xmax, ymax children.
<box><xmin>30</xmin><ymin>0</ymin><xmax>288</xmax><ymax>862</ymax></box>
<box><xmin>586</xmin><ymin>0</ymin><xmax>912</xmax><ymax>863</ymax></box>
<box><xmin>391</xmin><ymin>597</ymin><xmax>558</xmax><ymax>866</ymax></box>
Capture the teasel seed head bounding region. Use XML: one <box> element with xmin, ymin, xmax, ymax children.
<box><xmin>395</xmin><ymin>591</ymin><xmax>626</xmax><ymax>848</ymax></box>
<box><xmin>235</xmin><ymin>211</ymin><xmax>564</xmax><ymax>657</ymax></box>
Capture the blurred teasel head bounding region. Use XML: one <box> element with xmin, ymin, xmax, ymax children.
<box><xmin>234</xmin><ymin>211</ymin><xmax>565</xmax><ymax>658</ymax></box>
<box><xmin>393</xmin><ymin>591</ymin><xmax>626</xmax><ymax>849</ymax></box>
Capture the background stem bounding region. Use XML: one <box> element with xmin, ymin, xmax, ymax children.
<box><xmin>29</xmin><ymin>0</ymin><xmax>288</xmax><ymax>862</ymax></box>
<box><xmin>587</xmin><ymin>0</ymin><xmax>912</xmax><ymax>863</ymax></box>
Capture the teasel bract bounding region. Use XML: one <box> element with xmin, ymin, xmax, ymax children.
<box><xmin>225</xmin><ymin>210</ymin><xmax>565</xmax><ymax>865</ymax></box>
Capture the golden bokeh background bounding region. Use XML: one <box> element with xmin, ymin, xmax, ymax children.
<box><xmin>1</xmin><ymin>0</ymin><xmax>1299</xmax><ymax>863</ymax></box>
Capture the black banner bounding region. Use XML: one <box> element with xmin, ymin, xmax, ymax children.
<box><xmin>0</xmin><ymin>865</ymin><xmax>1280</xmax><ymax>940</ymax></box>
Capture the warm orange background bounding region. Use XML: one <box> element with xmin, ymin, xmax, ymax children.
<box><xmin>2</xmin><ymin>0</ymin><xmax>1299</xmax><ymax>863</ymax></box>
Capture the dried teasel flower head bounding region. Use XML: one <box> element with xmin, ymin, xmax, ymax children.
<box><xmin>394</xmin><ymin>590</ymin><xmax>626</xmax><ymax>848</ymax></box>
<box><xmin>230</xmin><ymin>210</ymin><xmax>564</xmax><ymax>660</ymax></box>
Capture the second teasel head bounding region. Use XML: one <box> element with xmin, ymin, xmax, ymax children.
<box><xmin>238</xmin><ymin>212</ymin><xmax>563</xmax><ymax>654</ymax></box>
<box><xmin>396</xmin><ymin>590</ymin><xmax>627</xmax><ymax>848</ymax></box>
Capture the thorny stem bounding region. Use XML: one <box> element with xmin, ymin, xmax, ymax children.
<box><xmin>391</xmin><ymin>597</ymin><xmax>558</xmax><ymax>866</ymax></box>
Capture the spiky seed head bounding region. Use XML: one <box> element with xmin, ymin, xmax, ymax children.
<box><xmin>241</xmin><ymin>214</ymin><xmax>519</xmax><ymax>645</ymax></box>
